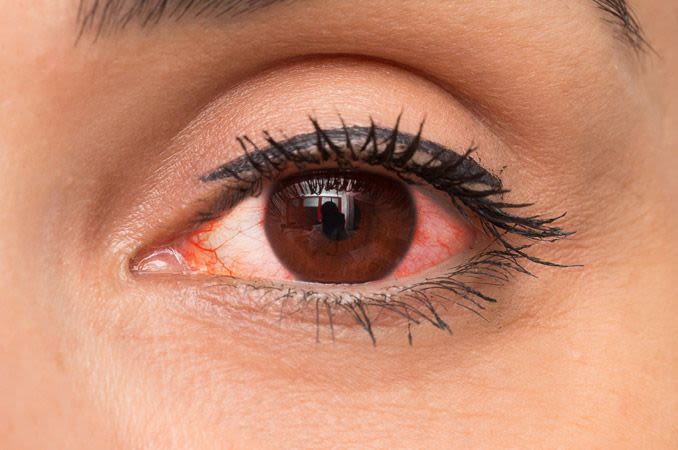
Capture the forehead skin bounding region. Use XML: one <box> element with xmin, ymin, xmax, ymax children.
<box><xmin>0</xmin><ymin>1</ymin><xmax>676</xmax><ymax>449</ymax></box>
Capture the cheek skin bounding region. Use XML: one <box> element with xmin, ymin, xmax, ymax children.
<box><xmin>165</xmin><ymin>187</ymin><xmax>475</xmax><ymax>282</ymax></box>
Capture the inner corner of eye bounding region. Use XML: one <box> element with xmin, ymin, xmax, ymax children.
<box><xmin>131</xmin><ymin>169</ymin><xmax>475</xmax><ymax>284</ymax></box>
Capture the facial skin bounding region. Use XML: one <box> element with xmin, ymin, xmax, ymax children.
<box><xmin>0</xmin><ymin>0</ymin><xmax>676</xmax><ymax>448</ymax></box>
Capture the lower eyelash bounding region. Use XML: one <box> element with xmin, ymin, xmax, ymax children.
<box><xmin>194</xmin><ymin>239</ymin><xmax>556</xmax><ymax>346</ymax></box>
<box><xmin>192</xmin><ymin>115</ymin><xmax>577</xmax><ymax>344</ymax></box>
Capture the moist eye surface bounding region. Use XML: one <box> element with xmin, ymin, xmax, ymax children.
<box><xmin>265</xmin><ymin>170</ymin><xmax>416</xmax><ymax>284</ymax></box>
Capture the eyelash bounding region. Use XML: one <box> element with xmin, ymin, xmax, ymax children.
<box><xmin>186</xmin><ymin>115</ymin><xmax>574</xmax><ymax>345</ymax></box>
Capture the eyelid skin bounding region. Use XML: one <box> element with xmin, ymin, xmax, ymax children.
<box><xmin>131</xmin><ymin>117</ymin><xmax>574</xmax><ymax>344</ymax></box>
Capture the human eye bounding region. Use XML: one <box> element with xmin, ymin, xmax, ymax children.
<box><xmin>130</xmin><ymin>115</ymin><xmax>572</xmax><ymax>345</ymax></box>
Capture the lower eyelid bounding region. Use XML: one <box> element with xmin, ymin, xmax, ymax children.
<box><xmin>156</xmin><ymin>271</ymin><xmax>486</xmax><ymax>344</ymax></box>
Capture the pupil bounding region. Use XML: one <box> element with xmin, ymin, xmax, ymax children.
<box><xmin>264</xmin><ymin>170</ymin><xmax>416</xmax><ymax>284</ymax></box>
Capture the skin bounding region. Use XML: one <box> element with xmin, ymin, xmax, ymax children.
<box><xmin>0</xmin><ymin>0</ymin><xmax>676</xmax><ymax>448</ymax></box>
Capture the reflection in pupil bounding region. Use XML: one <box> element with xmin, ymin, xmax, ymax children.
<box><xmin>264</xmin><ymin>170</ymin><xmax>416</xmax><ymax>284</ymax></box>
<box><xmin>320</xmin><ymin>201</ymin><xmax>347</xmax><ymax>241</ymax></box>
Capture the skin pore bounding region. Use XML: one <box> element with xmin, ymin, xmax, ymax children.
<box><xmin>0</xmin><ymin>0</ymin><xmax>676</xmax><ymax>448</ymax></box>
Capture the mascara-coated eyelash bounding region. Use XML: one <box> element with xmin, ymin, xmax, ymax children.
<box><xmin>150</xmin><ymin>116</ymin><xmax>575</xmax><ymax>344</ymax></box>
<box><xmin>200</xmin><ymin>116</ymin><xmax>572</xmax><ymax>261</ymax></box>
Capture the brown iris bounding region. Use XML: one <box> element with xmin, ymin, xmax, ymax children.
<box><xmin>264</xmin><ymin>170</ymin><xmax>416</xmax><ymax>283</ymax></box>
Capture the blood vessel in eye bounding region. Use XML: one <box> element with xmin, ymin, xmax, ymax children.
<box><xmin>264</xmin><ymin>170</ymin><xmax>416</xmax><ymax>283</ymax></box>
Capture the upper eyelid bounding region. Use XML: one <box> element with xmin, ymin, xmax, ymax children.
<box><xmin>195</xmin><ymin>119</ymin><xmax>498</xmax><ymax>225</ymax></box>
<box><xmin>194</xmin><ymin>117</ymin><xmax>573</xmax><ymax>269</ymax></box>
<box><xmin>201</xmin><ymin>120</ymin><xmax>500</xmax><ymax>187</ymax></box>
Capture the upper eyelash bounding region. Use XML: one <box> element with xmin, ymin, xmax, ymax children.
<box><xmin>202</xmin><ymin>116</ymin><xmax>500</xmax><ymax>186</ymax></box>
<box><xmin>200</xmin><ymin>116</ymin><xmax>572</xmax><ymax>260</ymax></box>
<box><xmin>193</xmin><ymin>116</ymin><xmax>575</xmax><ymax>344</ymax></box>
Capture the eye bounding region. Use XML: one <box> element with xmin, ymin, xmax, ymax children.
<box><xmin>134</xmin><ymin>168</ymin><xmax>473</xmax><ymax>284</ymax></box>
<box><xmin>130</xmin><ymin>116</ymin><xmax>572</xmax><ymax>344</ymax></box>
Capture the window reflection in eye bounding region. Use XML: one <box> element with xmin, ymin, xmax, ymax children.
<box><xmin>131</xmin><ymin>116</ymin><xmax>572</xmax><ymax>342</ymax></box>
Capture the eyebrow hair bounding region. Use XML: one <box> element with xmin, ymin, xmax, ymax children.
<box><xmin>77</xmin><ymin>0</ymin><xmax>291</xmax><ymax>39</ymax></box>
<box><xmin>77</xmin><ymin>0</ymin><xmax>649</xmax><ymax>51</ymax></box>
<box><xmin>591</xmin><ymin>0</ymin><xmax>648</xmax><ymax>50</ymax></box>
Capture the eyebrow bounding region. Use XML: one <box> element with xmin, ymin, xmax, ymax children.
<box><xmin>77</xmin><ymin>0</ymin><xmax>292</xmax><ymax>40</ymax></box>
<box><xmin>77</xmin><ymin>0</ymin><xmax>649</xmax><ymax>51</ymax></box>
